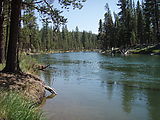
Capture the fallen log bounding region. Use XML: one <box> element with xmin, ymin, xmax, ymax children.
<box><xmin>44</xmin><ymin>85</ymin><xmax>57</xmax><ymax>95</ymax></box>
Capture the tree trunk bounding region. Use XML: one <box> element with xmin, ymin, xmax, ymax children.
<box><xmin>2</xmin><ymin>0</ymin><xmax>21</xmax><ymax>73</ymax></box>
<box><xmin>5</xmin><ymin>2</ymin><xmax>11</xmax><ymax>60</ymax></box>
<box><xmin>0</xmin><ymin>0</ymin><xmax>4</xmax><ymax>63</ymax></box>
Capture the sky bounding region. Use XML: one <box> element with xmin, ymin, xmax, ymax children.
<box><xmin>38</xmin><ymin>0</ymin><xmax>138</xmax><ymax>34</ymax></box>
<box><xmin>58</xmin><ymin>0</ymin><xmax>120</xmax><ymax>34</ymax></box>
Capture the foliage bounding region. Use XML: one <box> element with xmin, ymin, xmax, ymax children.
<box><xmin>0</xmin><ymin>54</ymin><xmax>41</xmax><ymax>74</ymax></box>
<box><xmin>19</xmin><ymin>54</ymin><xmax>41</xmax><ymax>74</ymax></box>
<box><xmin>0</xmin><ymin>91</ymin><xmax>45</xmax><ymax>120</ymax></box>
<box><xmin>98</xmin><ymin>0</ymin><xmax>160</xmax><ymax>50</ymax></box>
<box><xmin>21</xmin><ymin>24</ymin><xmax>98</xmax><ymax>52</ymax></box>
<box><xmin>129</xmin><ymin>44</ymin><xmax>160</xmax><ymax>54</ymax></box>
<box><xmin>0</xmin><ymin>63</ymin><xmax>5</xmax><ymax>70</ymax></box>
<box><xmin>0</xmin><ymin>0</ymin><xmax>87</xmax><ymax>73</ymax></box>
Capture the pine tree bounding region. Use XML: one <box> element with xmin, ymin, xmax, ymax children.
<box><xmin>21</xmin><ymin>2</ymin><xmax>38</xmax><ymax>52</ymax></box>
<box><xmin>113</xmin><ymin>12</ymin><xmax>121</xmax><ymax>47</ymax></box>
<box><xmin>61</xmin><ymin>25</ymin><xmax>69</xmax><ymax>50</ymax></box>
<box><xmin>136</xmin><ymin>0</ymin><xmax>145</xmax><ymax>44</ymax></box>
<box><xmin>75</xmin><ymin>26</ymin><xmax>81</xmax><ymax>49</ymax></box>
<box><xmin>2</xmin><ymin>0</ymin><xmax>86</xmax><ymax>73</ymax></box>
<box><xmin>97</xmin><ymin>19</ymin><xmax>104</xmax><ymax>49</ymax></box>
<box><xmin>143</xmin><ymin>0</ymin><xmax>152</xmax><ymax>44</ymax></box>
<box><xmin>117</xmin><ymin>0</ymin><xmax>130</xmax><ymax>47</ymax></box>
<box><xmin>151</xmin><ymin>0</ymin><xmax>160</xmax><ymax>43</ymax></box>
<box><xmin>2</xmin><ymin>0</ymin><xmax>22</xmax><ymax>73</ymax></box>
<box><xmin>103</xmin><ymin>3</ymin><xmax>114</xmax><ymax>49</ymax></box>
<box><xmin>41</xmin><ymin>19</ymin><xmax>49</xmax><ymax>51</ymax></box>
<box><xmin>81</xmin><ymin>31</ymin><xmax>87</xmax><ymax>49</ymax></box>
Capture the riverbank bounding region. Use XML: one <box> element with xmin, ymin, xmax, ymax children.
<box><xmin>25</xmin><ymin>49</ymin><xmax>99</xmax><ymax>55</ymax></box>
<box><xmin>0</xmin><ymin>55</ymin><xmax>45</xmax><ymax>104</ymax></box>
<box><xmin>0</xmin><ymin>53</ymin><xmax>57</xmax><ymax>119</ymax></box>
<box><xmin>0</xmin><ymin>66</ymin><xmax>46</xmax><ymax>119</ymax></box>
<box><xmin>129</xmin><ymin>44</ymin><xmax>160</xmax><ymax>55</ymax></box>
<box><xmin>0</xmin><ymin>53</ymin><xmax>57</xmax><ymax>103</ymax></box>
<box><xmin>100</xmin><ymin>44</ymin><xmax>160</xmax><ymax>55</ymax></box>
<box><xmin>0</xmin><ymin>72</ymin><xmax>45</xmax><ymax>104</ymax></box>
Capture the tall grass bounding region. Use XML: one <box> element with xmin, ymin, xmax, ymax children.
<box><xmin>0</xmin><ymin>91</ymin><xmax>45</xmax><ymax>120</ymax></box>
<box><xmin>20</xmin><ymin>55</ymin><xmax>41</xmax><ymax>74</ymax></box>
<box><xmin>0</xmin><ymin>55</ymin><xmax>41</xmax><ymax>74</ymax></box>
<box><xmin>0</xmin><ymin>63</ymin><xmax>5</xmax><ymax>71</ymax></box>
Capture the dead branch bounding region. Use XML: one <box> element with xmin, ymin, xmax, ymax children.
<box><xmin>38</xmin><ymin>64</ymin><xmax>50</xmax><ymax>71</ymax></box>
<box><xmin>44</xmin><ymin>85</ymin><xmax>57</xmax><ymax>95</ymax></box>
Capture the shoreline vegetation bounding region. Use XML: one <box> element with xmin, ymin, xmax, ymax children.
<box><xmin>0</xmin><ymin>91</ymin><xmax>45</xmax><ymax>120</ymax></box>
<box><xmin>0</xmin><ymin>72</ymin><xmax>46</xmax><ymax>120</ymax></box>
<box><xmin>23</xmin><ymin>43</ymin><xmax>160</xmax><ymax>56</ymax></box>
<box><xmin>24</xmin><ymin>49</ymin><xmax>99</xmax><ymax>56</ymax></box>
<box><xmin>0</xmin><ymin>54</ymin><xmax>55</xmax><ymax>120</ymax></box>
<box><xmin>100</xmin><ymin>43</ymin><xmax>160</xmax><ymax>56</ymax></box>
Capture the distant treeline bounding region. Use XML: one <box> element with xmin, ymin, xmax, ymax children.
<box><xmin>0</xmin><ymin>0</ymin><xmax>91</xmax><ymax>73</ymax></box>
<box><xmin>98</xmin><ymin>0</ymin><xmax>160</xmax><ymax>50</ymax></box>
<box><xmin>1</xmin><ymin>0</ymin><xmax>98</xmax><ymax>58</ymax></box>
<box><xmin>21</xmin><ymin>25</ymin><xmax>98</xmax><ymax>52</ymax></box>
<box><xmin>21</xmin><ymin>7</ymin><xmax>98</xmax><ymax>52</ymax></box>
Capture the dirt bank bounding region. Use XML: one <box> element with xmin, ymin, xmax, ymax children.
<box><xmin>0</xmin><ymin>72</ymin><xmax>46</xmax><ymax>104</ymax></box>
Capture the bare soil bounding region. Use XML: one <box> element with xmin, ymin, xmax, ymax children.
<box><xmin>0</xmin><ymin>72</ymin><xmax>45</xmax><ymax>104</ymax></box>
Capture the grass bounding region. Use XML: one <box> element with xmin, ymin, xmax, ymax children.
<box><xmin>0</xmin><ymin>63</ymin><xmax>5</xmax><ymax>71</ymax></box>
<box><xmin>0</xmin><ymin>55</ymin><xmax>46</xmax><ymax>119</ymax></box>
<box><xmin>19</xmin><ymin>55</ymin><xmax>42</xmax><ymax>74</ymax></box>
<box><xmin>130</xmin><ymin>46</ymin><xmax>160</xmax><ymax>54</ymax></box>
<box><xmin>152</xmin><ymin>49</ymin><xmax>160</xmax><ymax>53</ymax></box>
<box><xmin>0</xmin><ymin>55</ymin><xmax>41</xmax><ymax>74</ymax></box>
<box><xmin>0</xmin><ymin>91</ymin><xmax>45</xmax><ymax>120</ymax></box>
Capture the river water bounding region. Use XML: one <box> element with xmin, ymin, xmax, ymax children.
<box><xmin>35</xmin><ymin>52</ymin><xmax>160</xmax><ymax>120</ymax></box>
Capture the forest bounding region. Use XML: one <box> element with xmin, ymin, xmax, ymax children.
<box><xmin>0</xmin><ymin>0</ymin><xmax>160</xmax><ymax>120</ymax></box>
<box><xmin>98</xmin><ymin>0</ymin><xmax>160</xmax><ymax>51</ymax></box>
<box><xmin>0</xmin><ymin>0</ymin><xmax>160</xmax><ymax>72</ymax></box>
<box><xmin>0</xmin><ymin>0</ymin><xmax>98</xmax><ymax>73</ymax></box>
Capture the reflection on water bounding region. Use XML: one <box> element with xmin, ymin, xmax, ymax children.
<box><xmin>34</xmin><ymin>52</ymin><xmax>160</xmax><ymax>120</ymax></box>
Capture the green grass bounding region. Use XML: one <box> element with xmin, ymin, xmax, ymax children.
<box><xmin>130</xmin><ymin>45</ymin><xmax>160</xmax><ymax>54</ymax></box>
<box><xmin>19</xmin><ymin>55</ymin><xmax>41</xmax><ymax>74</ymax></box>
<box><xmin>0</xmin><ymin>55</ymin><xmax>41</xmax><ymax>74</ymax></box>
<box><xmin>0</xmin><ymin>91</ymin><xmax>45</xmax><ymax>120</ymax></box>
<box><xmin>0</xmin><ymin>64</ymin><xmax>5</xmax><ymax>71</ymax></box>
<box><xmin>152</xmin><ymin>50</ymin><xmax>160</xmax><ymax>53</ymax></box>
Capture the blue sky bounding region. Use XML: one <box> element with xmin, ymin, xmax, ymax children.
<box><xmin>59</xmin><ymin>0</ymin><xmax>120</xmax><ymax>34</ymax></box>
<box><xmin>37</xmin><ymin>0</ymin><xmax>138</xmax><ymax>34</ymax></box>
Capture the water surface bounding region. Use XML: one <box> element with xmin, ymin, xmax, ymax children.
<box><xmin>35</xmin><ymin>52</ymin><xmax>160</xmax><ymax>120</ymax></box>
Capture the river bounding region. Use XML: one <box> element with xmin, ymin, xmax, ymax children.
<box><xmin>34</xmin><ymin>52</ymin><xmax>160</xmax><ymax>120</ymax></box>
